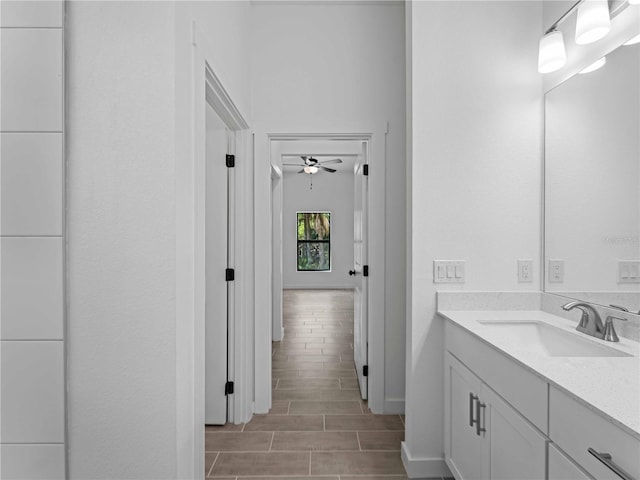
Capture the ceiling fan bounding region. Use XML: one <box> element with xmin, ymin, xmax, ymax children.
<box><xmin>283</xmin><ymin>156</ymin><xmax>343</xmax><ymax>174</ymax></box>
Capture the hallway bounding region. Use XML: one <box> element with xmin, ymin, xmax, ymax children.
<box><xmin>205</xmin><ymin>289</ymin><xmax>407</xmax><ymax>479</ymax></box>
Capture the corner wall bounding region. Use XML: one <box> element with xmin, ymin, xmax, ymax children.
<box><xmin>404</xmin><ymin>1</ymin><xmax>543</xmax><ymax>476</ymax></box>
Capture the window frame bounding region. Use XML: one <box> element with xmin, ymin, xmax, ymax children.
<box><xmin>296</xmin><ymin>211</ymin><xmax>332</xmax><ymax>272</ymax></box>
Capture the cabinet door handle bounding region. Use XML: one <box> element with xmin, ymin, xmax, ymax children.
<box><xmin>588</xmin><ymin>448</ymin><xmax>636</xmax><ymax>480</ymax></box>
<box><xmin>476</xmin><ymin>401</ymin><xmax>486</xmax><ymax>436</ymax></box>
<box><xmin>469</xmin><ymin>393</ymin><xmax>478</xmax><ymax>428</ymax></box>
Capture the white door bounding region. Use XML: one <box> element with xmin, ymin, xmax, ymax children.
<box><xmin>352</xmin><ymin>143</ymin><xmax>369</xmax><ymax>400</ymax></box>
<box><xmin>205</xmin><ymin>103</ymin><xmax>230</xmax><ymax>425</ymax></box>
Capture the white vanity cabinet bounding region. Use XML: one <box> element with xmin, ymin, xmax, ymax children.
<box><xmin>445</xmin><ymin>353</ymin><xmax>547</xmax><ymax>480</ymax></box>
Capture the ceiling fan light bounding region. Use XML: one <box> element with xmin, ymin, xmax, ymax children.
<box><xmin>538</xmin><ymin>30</ymin><xmax>567</xmax><ymax>74</ymax></box>
<box><xmin>575</xmin><ymin>0</ymin><xmax>610</xmax><ymax>45</ymax></box>
<box><xmin>304</xmin><ymin>165</ymin><xmax>319</xmax><ymax>174</ymax></box>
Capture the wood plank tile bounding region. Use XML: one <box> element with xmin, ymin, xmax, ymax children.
<box><xmin>271</xmin><ymin>431</ymin><xmax>359</xmax><ymax>451</ymax></box>
<box><xmin>288</xmin><ymin>400</ymin><xmax>363</xmax><ymax>414</ymax></box>
<box><xmin>357</xmin><ymin>431</ymin><xmax>405</xmax><ymax>451</ymax></box>
<box><xmin>324</xmin><ymin>415</ymin><xmax>404</xmax><ymax>431</ymax></box>
<box><xmin>244</xmin><ymin>414</ymin><xmax>323</xmax><ymax>431</ymax></box>
<box><xmin>211</xmin><ymin>452</ymin><xmax>310</xmax><ymax>476</ymax></box>
<box><xmin>310</xmin><ymin>452</ymin><xmax>405</xmax><ymax>475</ymax></box>
<box><xmin>277</xmin><ymin>378</ymin><xmax>339</xmax><ymax>390</ymax></box>
<box><xmin>205</xmin><ymin>432</ymin><xmax>273</xmax><ymax>452</ymax></box>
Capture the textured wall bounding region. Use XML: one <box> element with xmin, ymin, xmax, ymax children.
<box><xmin>405</xmin><ymin>1</ymin><xmax>543</xmax><ymax>476</ymax></box>
<box><xmin>66</xmin><ymin>3</ymin><xmax>177</xmax><ymax>478</ymax></box>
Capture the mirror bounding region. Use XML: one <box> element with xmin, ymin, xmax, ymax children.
<box><xmin>544</xmin><ymin>40</ymin><xmax>640</xmax><ymax>314</ymax></box>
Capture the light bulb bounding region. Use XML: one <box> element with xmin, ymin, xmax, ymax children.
<box><xmin>538</xmin><ymin>30</ymin><xmax>567</xmax><ymax>73</ymax></box>
<box><xmin>575</xmin><ymin>0</ymin><xmax>611</xmax><ymax>45</ymax></box>
<box><xmin>579</xmin><ymin>56</ymin><xmax>606</xmax><ymax>74</ymax></box>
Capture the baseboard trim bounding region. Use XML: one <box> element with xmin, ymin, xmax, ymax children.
<box><xmin>401</xmin><ymin>442</ymin><xmax>450</xmax><ymax>479</ymax></box>
<box><xmin>283</xmin><ymin>285</ymin><xmax>355</xmax><ymax>290</ymax></box>
<box><xmin>384</xmin><ymin>398</ymin><xmax>405</xmax><ymax>414</ymax></box>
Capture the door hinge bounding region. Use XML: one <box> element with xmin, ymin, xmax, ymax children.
<box><xmin>363</xmin><ymin>164</ymin><xmax>369</xmax><ymax>176</ymax></box>
<box><xmin>225</xmin><ymin>268</ymin><xmax>235</xmax><ymax>281</ymax></box>
<box><xmin>363</xmin><ymin>365</ymin><xmax>369</xmax><ymax>377</ymax></box>
<box><xmin>226</xmin><ymin>154</ymin><xmax>235</xmax><ymax>168</ymax></box>
<box><xmin>363</xmin><ymin>265</ymin><xmax>369</xmax><ymax>277</ymax></box>
<box><xmin>225</xmin><ymin>381</ymin><xmax>234</xmax><ymax>395</ymax></box>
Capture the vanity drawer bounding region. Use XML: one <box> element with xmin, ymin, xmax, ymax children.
<box><xmin>444</xmin><ymin>320</ymin><xmax>548</xmax><ymax>433</ymax></box>
<box><xmin>550</xmin><ymin>386</ymin><xmax>640</xmax><ymax>480</ymax></box>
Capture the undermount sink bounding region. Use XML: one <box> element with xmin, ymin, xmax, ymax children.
<box><xmin>477</xmin><ymin>321</ymin><xmax>632</xmax><ymax>358</ymax></box>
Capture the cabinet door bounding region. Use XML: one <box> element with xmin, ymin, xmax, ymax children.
<box><xmin>481</xmin><ymin>386</ymin><xmax>547</xmax><ymax>480</ymax></box>
<box><xmin>548</xmin><ymin>444</ymin><xmax>594</xmax><ymax>480</ymax></box>
<box><xmin>445</xmin><ymin>354</ymin><xmax>486</xmax><ymax>480</ymax></box>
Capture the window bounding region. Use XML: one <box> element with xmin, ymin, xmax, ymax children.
<box><xmin>297</xmin><ymin>212</ymin><xmax>331</xmax><ymax>271</ymax></box>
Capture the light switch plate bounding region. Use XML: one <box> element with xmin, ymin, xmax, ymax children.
<box><xmin>517</xmin><ymin>259</ymin><xmax>533</xmax><ymax>283</ymax></box>
<box><xmin>434</xmin><ymin>260</ymin><xmax>465</xmax><ymax>283</ymax></box>
<box><xmin>548</xmin><ymin>259</ymin><xmax>564</xmax><ymax>283</ymax></box>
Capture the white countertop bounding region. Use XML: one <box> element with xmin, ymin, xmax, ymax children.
<box><xmin>439</xmin><ymin>309</ymin><xmax>640</xmax><ymax>439</ymax></box>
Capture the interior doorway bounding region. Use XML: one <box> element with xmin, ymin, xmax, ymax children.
<box><xmin>268</xmin><ymin>137</ymin><xmax>373</xmax><ymax>405</ymax></box>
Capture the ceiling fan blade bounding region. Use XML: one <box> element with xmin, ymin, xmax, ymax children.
<box><xmin>318</xmin><ymin>158</ymin><xmax>342</xmax><ymax>165</ymax></box>
<box><xmin>297</xmin><ymin>168</ymin><xmax>306</xmax><ymax>174</ymax></box>
<box><xmin>300</xmin><ymin>156</ymin><xmax>309</xmax><ymax>165</ymax></box>
<box><xmin>319</xmin><ymin>166</ymin><xmax>337</xmax><ymax>173</ymax></box>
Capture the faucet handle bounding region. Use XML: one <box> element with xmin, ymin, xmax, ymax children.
<box><xmin>603</xmin><ymin>316</ymin><xmax>627</xmax><ymax>342</ymax></box>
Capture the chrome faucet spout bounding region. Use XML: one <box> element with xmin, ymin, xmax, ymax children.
<box><xmin>562</xmin><ymin>301</ymin><xmax>605</xmax><ymax>339</ymax></box>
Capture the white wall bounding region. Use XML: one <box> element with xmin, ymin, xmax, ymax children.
<box><xmin>283</xmin><ymin>170</ymin><xmax>355</xmax><ymax>289</ymax></box>
<box><xmin>66</xmin><ymin>3</ymin><xmax>177</xmax><ymax>478</ymax></box>
<box><xmin>251</xmin><ymin>0</ymin><xmax>406</xmax><ymax>413</ymax></box>
<box><xmin>1</xmin><ymin>3</ymin><xmax>66</xmax><ymax>478</ymax></box>
<box><xmin>66</xmin><ymin>1</ymin><xmax>253</xmax><ymax>478</ymax></box>
<box><xmin>405</xmin><ymin>2</ymin><xmax>543</xmax><ymax>477</ymax></box>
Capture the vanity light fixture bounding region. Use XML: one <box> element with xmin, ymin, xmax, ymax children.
<box><xmin>579</xmin><ymin>56</ymin><xmax>606</xmax><ymax>73</ymax></box>
<box><xmin>575</xmin><ymin>0</ymin><xmax>611</xmax><ymax>45</ymax></box>
<box><xmin>538</xmin><ymin>30</ymin><xmax>567</xmax><ymax>73</ymax></box>
<box><xmin>624</xmin><ymin>33</ymin><xmax>640</xmax><ymax>45</ymax></box>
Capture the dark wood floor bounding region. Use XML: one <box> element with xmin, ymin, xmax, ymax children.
<box><xmin>204</xmin><ymin>289</ymin><xmax>449</xmax><ymax>480</ymax></box>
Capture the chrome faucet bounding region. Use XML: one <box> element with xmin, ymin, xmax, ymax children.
<box><xmin>562</xmin><ymin>301</ymin><xmax>605</xmax><ymax>339</ymax></box>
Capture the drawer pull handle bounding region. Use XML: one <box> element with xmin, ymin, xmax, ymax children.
<box><xmin>476</xmin><ymin>401</ymin><xmax>486</xmax><ymax>436</ymax></box>
<box><xmin>588</xmin><ymin>448</ymin><xmax>636</xmax><ymax>480</ymax></box>
<box><xmin>469</xmin><ymin>393</ymin><xmax>478</xmax><ymax>428</ymax></box>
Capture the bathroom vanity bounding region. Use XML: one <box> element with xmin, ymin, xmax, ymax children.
<box><xmin>441</xmin><ymin>308</ymin><xmax>639</xmax><ymax>480</ymax></box>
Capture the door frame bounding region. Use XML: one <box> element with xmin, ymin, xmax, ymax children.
<box><xmin>176</xmin><ymin>23</ymin><xmax>251</xmax><ymax>479</ymax></box>
<box><xmin>254</xmin><ymin>128</ymin><xmax>387</xmax><ymax>414</ymax></box>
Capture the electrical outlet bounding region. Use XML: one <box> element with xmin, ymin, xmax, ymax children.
<box><xmin>433</xmin><ymin>260</ymin><xmax>465</xmax><ymax>283</ymax></box>
<box><xmin>548</xmin><ymin>259</ymin><xmax>564</xmax><ymax>283</ymax></box>
<box><xmin>618</xmin><ymin>260</ymin><xmax>640</xmax><ymax>284</ymax></box>
<box><xmin>517</xmin><ymin>259</ymin><xmax>533</xmax><ymax>283</ymax></box>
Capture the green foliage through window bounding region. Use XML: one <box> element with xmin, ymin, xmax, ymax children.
<box><xmin>297</xmin><ymin>212</ymin><xmax>330</xmax><ymax>271</ymax></box>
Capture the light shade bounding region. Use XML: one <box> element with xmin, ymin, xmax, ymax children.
<box><xmin>575</xmin><ymin>0</ymin><xmax>610</xmax><ymax>45</ymax></box>
<box><xmin>538</xmin><ymin>31</ymin><xmax>567</xmax><ymax>73</ymax></box>
<box><xmin>624</xmin><ymin>33</ymin><xmax>640</xmax><ymax>45</ymax></box>
<box><xmin>304</xmin><ymin>165</ymin><xmax>319</xmax><ymax>174</ymax></box>
<box><xmin>579</xmin><ymin>56</ymin><xmax>606</xmax><ymax>74</ymax></box>
<box><xmin>628</xmin><ymin>0</ymin><xmax>640</xmax><ymax>5</ymax></box>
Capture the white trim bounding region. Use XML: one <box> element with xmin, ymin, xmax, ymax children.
<box><xmin>283</xmin><ymin>284</ymin><xmax>356</xmax><ymax>290</ymax></box>
<box><xmin>254</xmin><ymin>126</ymin><xmax>387</xmax><ymax>415</ymax></box>
<box><xmin>401</xmin><ymin>442</ymin><xmax>451</xmax><ymax>479</ymax></box>
<box><xmin>384</xmin><ymin>398</ymin><xmax>405</xmax><ymax>414</ymax></box>
<box><xmin>176</xmin><ymin>21</ymin><xmax>251</xmax><ymax>480</ymax></box>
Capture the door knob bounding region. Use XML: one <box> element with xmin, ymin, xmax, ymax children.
<box><xmin>348</xmin><ymin>270</ymin><xmax>356</xmax><ymax>276</ymax></box>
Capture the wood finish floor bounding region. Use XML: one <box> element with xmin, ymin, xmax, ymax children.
<box><xmin>205</xmin><ymin>289</ymin><xmax>451</xmax><ymax>480</ymax></box>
